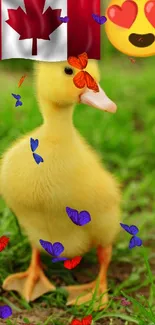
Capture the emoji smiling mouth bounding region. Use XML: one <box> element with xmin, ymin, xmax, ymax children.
<box><xmin>129</xmin><ymin>33</ymin><xmax>155</xmax><ymax>47</ymax></box>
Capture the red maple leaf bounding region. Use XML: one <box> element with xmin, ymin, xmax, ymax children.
<box><xmin>6</xmin><ymin>0</ymin><xmax>62</xmax><ymax>56</ymax></box>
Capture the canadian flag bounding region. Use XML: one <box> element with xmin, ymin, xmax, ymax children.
<box><xmin>0</xmin><ymin>0</ymin><xmax>101</xmax><ymax>61</ymax></box>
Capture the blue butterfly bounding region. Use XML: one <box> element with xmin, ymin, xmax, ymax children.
<box><xmin>30</xmin><ymin>138</ymin><xmax>39</xmax><ymax>152</ymax></box>
<box><xmin>0</xmin><ymin>305</ymin><xmax>12</xmax><ymax>319</ymax></box>
<box><xmin>66</xmin><ymin>207</ymin><xmax>91</xmax><ymax>226</ymax></box>
<box><xmin>59</xmin><ymin>16</ymin><xmax>69</xmax><ymax>23</ymax></box>
<box><xmin>30</xmin><ymin>138</ymin><xmax>44</xmax><ymax>164</ymax></box>
<box><xmin>92</xmin><ymin>13</ymin><xmax>107</xmax><ymax>25</ymax></box>
<box><xmin>33</xmin><ymin>153</ymin><xmax>44</xmax><ymax>165</ymax></box>
<box><xmin>12</xmin><ymin>93</ymin><xmax>23</xmax><ymax>107</ymax></box>
<box><xmin>120</xmin><ymin>223</ymin><xmax>143</xmax><ymax>249</ymax></box>
<box><xmin>39</xmin><ymin>239</ymin><xmax>68</xmax><ymax>263</ymax></box>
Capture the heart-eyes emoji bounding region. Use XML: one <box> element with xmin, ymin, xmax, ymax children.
<box><xmin>105</xmin><ymin>0</ymin><xmax>155</xmax><ymax>57</ymax></box>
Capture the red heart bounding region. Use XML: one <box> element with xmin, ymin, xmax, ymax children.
<box><xmin>145</xmin><ymin>1</ymin><xmax>155</xmax><ymax>27</ymax></box>
<box><xmin>107</xmin><ymin>0</ymin><xmax>138</xmax><ymax>28</ymax></box>
<box><xmin>64</xmin><ymin>256</ymin><xmax>82</xmax><ymax>269</ymax></box>
<box><xmin>0</xmin><ymin>236</ymin><xmax>9</xmax><ymax>252</ymax></box>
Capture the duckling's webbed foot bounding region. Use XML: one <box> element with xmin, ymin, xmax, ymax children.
<box><xmin>2</xmin><ymin>247</ymin><xmax>55</xmax><ymax>302</ymax></box>
<box><xmin>65</xmin><ymin>245</ymin><xmax>112</xmax><ymax>310</ymax></box>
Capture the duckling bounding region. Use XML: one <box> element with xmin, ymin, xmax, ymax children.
<box><xmin>0</xmin><ymin>59</ymin><xmax>121</xmax><ymax>308</ymax></box>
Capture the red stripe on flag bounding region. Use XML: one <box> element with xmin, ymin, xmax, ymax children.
<box><xmin>67</xmin><ymin>0</ymin><xmax>100</xmax><ymax>59</ymax></box>
<box><xmin>0</xmin><ymin>0</ymin><xmax>1</xmax><ymax>59</ymax></box>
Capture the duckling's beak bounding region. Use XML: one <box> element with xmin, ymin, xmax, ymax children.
<box><xmin>80</xmin><ymin>85</ymin><xmax>117</xmax><ymax>113</ymax></box>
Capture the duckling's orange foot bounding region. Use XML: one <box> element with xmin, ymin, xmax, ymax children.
<box><xmin>2</xmin><ymin>248</ymin><xmax>55</xmax><ymax>302</ymax></box>
<box><xmin>65</xmin><ymin>245</ymin><xmax>112</xmax><ymax>310</ymax></box>
<box><xmin>66</xmin><ymin>281</ymin><xmax>108</xmax><ymax>310</ymax></box>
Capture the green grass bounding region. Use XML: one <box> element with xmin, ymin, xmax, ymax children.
<box><xmin>0</xmin><ymin>55</ymin><xmax>155</xmax><ymax>324</ymax></box>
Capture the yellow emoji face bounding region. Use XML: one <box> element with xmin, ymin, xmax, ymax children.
<box><xmin>105</xmin><ymin>0</ymin><xmax>155</xmax><ymax>57</ymax></box>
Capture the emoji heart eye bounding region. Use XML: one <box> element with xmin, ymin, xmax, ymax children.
<box><xmin>145</xmin><ymin>1</ymin><xmax>155</xmax><ymax>27</ymax></box>
<box><xmin>107</xmin><ymin>0</ymin><xmax>138</xmax><ymax>28</ymax></box>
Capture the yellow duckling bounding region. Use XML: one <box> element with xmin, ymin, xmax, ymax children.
<box><xmin>0</xmin><ymin>58</ymin><xmax>121</xmax><ymax>308</ymax></box>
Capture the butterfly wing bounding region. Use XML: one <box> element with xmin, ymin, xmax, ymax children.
<box><xmin>129</xmin><ymin>236</ymin><xmax>142</xmax><ymax>249</ymax></box>
<box><xmin>16</xmin><ymin>100</ymin><xmax>22</xmax><ymax>107</ymax></box>
<box><xmin>84</xmin><ymin>72</ymin><xmax>99</xmax><ymax>92</ymax></box>
<box><xmin>39</xmin><ymin>239</ymin><xmax>54</xmax><ymax>256</ymax></box>
<box><xmin>30</xmin><ymin>138</ymin><xmax>39</xmax><ymax>152</ymax></box>
<box><xmin>100</xmin><ymin>16</ymin><xmax>107</xmax><ymax>24</ymax></box>
<box><xmin>12</xmin><ymin>93</ymin><xmax>21</xmax><ymax>100</ymax></box>
<box><xmin>64</xmin><ymin>256</ymin><xmax>82</xmax><ymax>270</ymax></box>
<box><xmin>0</xmin><ymin>236</ymin><xmax>9</xmax><ymax>252</ymax></box>
<box><xmin>82</xmin><ymin>315</ymin><xmax>93</xmax><ymax>325</ymax></box>
<box><xmin>129</xmin><ymin>225</ymin><xmax>139</xmax><ymax>235</ymax></box>
<box><xmin>0</xmin><ymin>305</ymin><xmax>12</xmax><ymax>319</ymax></box>
<box><xmin>33</xmin><ymin>153</ymin><xmax>44</xmax><ymax>164</ymax></box>
<box><xmin>68</xmin><ymin>52</ymin><xmax>88</xmax><ymax>70</ymax></box>
<box><xmin>120</xmin><ymin>223</ymin><xmax>133</xmax><ymax>235</ymax></box>
<box><xmin>66</xmin><ymin>207</ymin><xmax>79</xmax><ymax>225</ymax></box>
<box><xmin>73</xmin><ymin>71</ymin><xmax>86</xmax><ymax>89</ymax></box>
<box><xmin>78</xmin><ymin>52</ymin><xmax>88</xmax><ymax>69</ymax></box>
<box><xmin>52</xmin><ymin>257</ymin><xmax>69</xmax><ymax>263</ymax></box>
<box><xmin>12</xmin><ymin>94</ymin><xmax>21</xmax><ymax>100</ymax></box>
<box><xmin>78</xmin><ymin>211</ymin><xmax>91</xmax><ymax>226</ymax></box>
<box><xmin>59</xmin><ymin>16</ymin><xmax>69</xmax><ymax>23</ymax></box>
<box><xmin>15</xmin><ymin>100</ymin><xmax>19</xmax><ymax>107</ymax></box>
<box><xmin>52</xmin><ymin>242</ymin><xmax>64</xmax><ymax>257</ymax></box>
<box><xmin>68</xmin><ymin>56</ymin><xmax>83</xmax><ymax>70</ymax></box>
<box><xmin>65</xmin><ymin>16</ymin><xmax>69</xmax><ymax>22</ymax></box>
<box><xmin>133</xmin><ymin>236</ymin><xmax>142</xmax><ymax>247</ymax></box>
<box><xmin>71</xmin><ymin>319</ymin><xmax>82</xmax><ymax>325</ymax></box>
<box><xmin>15</xmin><ymin>100</ymin><xmax>22</xmax><ymax>107</ymax></box>
<box><xmin>92</xmin><ymin>13</ymin><xmax>98</xmax><ymax>23</ymax></box>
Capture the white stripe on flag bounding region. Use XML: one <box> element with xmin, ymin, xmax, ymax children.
<box><xmin>2</xmin><ymin>0</ymin><xmax>68</xmax><ymax>61</ymax></box>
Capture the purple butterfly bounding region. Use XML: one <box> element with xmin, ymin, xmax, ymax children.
<box><xmin>59</xmin><ymin>16</ymin><xmax>69</xmax><ymax>23</ymax></box>
<box><xmin>92</xmin><ymin>14</ymin><xmax>107</xmax><ymax>25</ymax></box>
<box><xmin>120</xmin><ymin>223</ymin><xmax>142</xmax><ymax>249</ymax></box>
<box><xmin>39</xmin><ymin>240</ymin><xmax>68</xmax><ymax>263</ymax></box>
<box><xmin>0</xmin><ymin>305</ymin><xmax>12</xmax><ymax>319</ymax></box>
<box><xmin>33</xmin><ymin>153</ymin><xmax>44</xmax><ymax>165</ymax></box>
<box><xmin>66</xmin><ymin>207</ymin><xmax>91</xmax><ymax>226</ymax></box>
<box><xmin>30</xmin><ymin>138</ymin><xmax>39</xmax><ymax>152</ymax></box>
<box><xmin>12</xmin><ymin>93</ymin><xmax>23</xmax><ymax>107</ymax></box>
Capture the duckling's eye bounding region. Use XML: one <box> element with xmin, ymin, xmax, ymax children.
<box><xmin>64</xmin><ymin>67</ymin><xmax>74</xmax><ymax>75</ymax></box>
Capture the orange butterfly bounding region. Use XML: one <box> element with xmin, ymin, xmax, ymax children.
<box><xmin>18</xmin><ymin>75</ymin><xmax>27</xmax><ymax>88</ymax></box>
<box><xmin>68</xmin><ymin>52</ymin><xmax>99</xmax><ymax>93</ymax></box>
